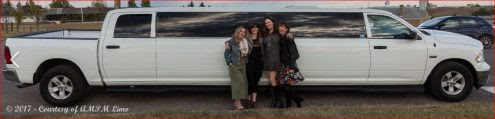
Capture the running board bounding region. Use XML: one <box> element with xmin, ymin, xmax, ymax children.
<box><xmin>105</xmin><ymin>85</ymin><xmax>424</xmax><ymax>93</ymax></box>
<box><xmin>17</xmin><ymin>83</ymin><xmax>35</xmax><ymax>88</ymax></box>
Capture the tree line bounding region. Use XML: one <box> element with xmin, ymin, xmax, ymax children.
<box><xmin>1</xmin><ymin>0</ymin><xmax>214</xmax><ymax>34</ymax></box>
<box><xmin>127</xmin><ymin>0</ymin><xmax>151</xmax><ymax>7</ymax></box>
<box><xmin>472</xmin><ymin>7</ymin><xmax>494</xmax><ymax>16</ymax></box>
<box><xmin>2</xmin><ymin>0</ymin><xmax>43</xmax><ymax>33</ymax></box>
<box><xmin>182</xmin><ymin>1</ymin><xmax>211</xmax><ymax>7</ymax></box>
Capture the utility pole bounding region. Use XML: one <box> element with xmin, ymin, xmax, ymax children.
<box><xmin>114</xmin><ymin>0</ymin><xmax>121</xmax><ymax>9</ymax></box>
<box><xmin>80</xmin><ymin>8</ymin><xmax>84</xmax><ymax>23</ymax></box>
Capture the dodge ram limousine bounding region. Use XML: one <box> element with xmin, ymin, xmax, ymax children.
<box><xmin>2</xmin><ymin>7</ymin><xmax>490</xmax><ymax>106</ymax></box>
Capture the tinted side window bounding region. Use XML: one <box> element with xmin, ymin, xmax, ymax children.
<box><xmin>114</xmin><ymin>14</ymin><xmax>152</xmax><ymax>38</ymax></box>
<box><xmin>271</xmin><ymin>12</ymin><xmax>366</xmax><ymax>38</ymax></box>
<box><xmin>367</xmin><ymin>15</ymin><xmax>413</xmax><ymax>39</ymax></box>
<box><xmin>441</xmin><ymin>18</ymin><xmax>459</xmax><ymax>29</ymax></box>
<box><xmin>157</xmin><ymin>12</ymin><xmax>366</xmax><ymax>38</ymax></box>
<box><xmin>157</xmin><ymin>12</ymin><xmax>240</xmax><ymax>37</ymax></box>
<box><xmin>460</xmin><ymin>18</ymin><xmax>478</xmax><ymax>27</ymax></box>
<box><xmin>476</xmin><ymin>18</ymin><xmax>489</xmax><ymax>26</ymax></box>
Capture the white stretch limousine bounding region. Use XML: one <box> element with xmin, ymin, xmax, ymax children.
<box><xmin>2</xmin><ymin>7</ymin><xmax>490</xmax><ymax>106</ymax></box>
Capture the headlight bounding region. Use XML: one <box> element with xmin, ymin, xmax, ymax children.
<box><xmin>476</xmin><ymin>50</ymin><xmax>484</xmax><ymax>62</ymax></box>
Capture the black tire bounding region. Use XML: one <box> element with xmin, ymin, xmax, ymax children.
<box><xmin>39</xmin><ymin>65</ymin><xmax>87</xmax><ymax>106</ymax></box>
<box><xmin>479</xmin><ymin>35</ymin><xmax>493</xmax><ymax>49</ymax></box>
<box><xmin>428</xmin><ymin>62</ymin><xmax>473</xmax><ymax>102</ymax></box>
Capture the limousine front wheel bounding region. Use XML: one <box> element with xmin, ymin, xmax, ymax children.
<box><xmin>428</xmin><ymin>62</ymin><xmax>473</xmax><ymax>102</ymax></box>
<box><xmin>39</xmin><ymin>65</ymin><xmax>88</xmax><ymax>107</ymax></box>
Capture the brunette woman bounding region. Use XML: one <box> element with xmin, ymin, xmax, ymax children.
<box><xmin>224</xmin><ymin>25</ymin><xmax>252</xmax><ymax>110</ymax></box>
<box><xmin>246</xmin><ymin>23</ymin><xmax>263</xmax><ymax>108</ymax></box>
<box><xmin>278</xmin><ymin>22</ymin><xmax>303</xmax><ymax>108</ymax></box>
<box><xmin>262</xmin><ymin>16</ymin><xmax>283</xmax><ymax>108</ymax></box>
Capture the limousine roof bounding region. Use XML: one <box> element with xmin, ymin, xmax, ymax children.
<box><xmin>109</xmin><ymin>7</ymin><xmax>393</xmax><ymax>15</ymax></box>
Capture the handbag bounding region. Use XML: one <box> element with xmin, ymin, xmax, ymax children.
<box><xmin>278</xmin><ymin>65</ymin><xmax>304</xmax><ymax>85</ymax></box>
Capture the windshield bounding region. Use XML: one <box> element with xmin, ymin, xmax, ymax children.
<box><xmin>419</xmin><ymin>17</ymin><xmax>446</xmax><ymax>27</ymax></box>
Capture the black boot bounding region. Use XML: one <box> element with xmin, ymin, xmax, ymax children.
<box><xmin>294</xmin><ymin>97</ymin><xmax>303</xmax><ymax>108</ymax></box>
<box><xmin>285</xmin><ymin>94</ymin><xmax>292</xmax><ymax>108</ymax></box>
<box><xmin>288</xmin><ymin>87</ymin><xmax>303</xmax><ymax>108</ymax></box>
<box><xmin>275</xmin><ymin>85</ymin><xmax>285</xmax><ymax>108</ymax></box>
<box><xmin>281</xmin><ymin>85</ymin><xmax>292</xmax><ymax>108</ymax></box>
<box><xmin>269</xmin><ymin>86</ymin><xmax>278</xmax><ymax>108</ymax></box>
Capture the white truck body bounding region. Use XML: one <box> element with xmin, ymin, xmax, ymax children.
<box><xmin>2</xmin><ymin>7</ymin><xmax>490</xmax><ymax>105</ymax></box>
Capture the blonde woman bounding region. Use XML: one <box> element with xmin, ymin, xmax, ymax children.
<box><xmin>224</xmin><ymin>25</ymin><xmax>252</xmax><ymax>110</ymax></box>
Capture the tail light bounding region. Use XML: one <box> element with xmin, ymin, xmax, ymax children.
<box><xmin>4</xmin><ymin>46</ymin><xmax>12</xmax><ymax>64</ymax></box>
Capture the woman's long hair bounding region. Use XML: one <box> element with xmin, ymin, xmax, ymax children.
<box><xmin>249</xmin><ymin>22</ymin><xmax>262</xmax><ymax>39</ymax></box>
<box><xmin>262</xmin><ymin>16</ymin><xmax>277</xmax><ymax>37</ymax></box>
<box><xmin>231</xmin><ymin>25</ymin><xmax>247</xmax><ymax>44</ymax></box>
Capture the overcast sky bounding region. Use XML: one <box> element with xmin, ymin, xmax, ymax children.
<box><xmin>7</xmin><ymin>0</ymin><xmax>494</xmax><ymax>8</ymax></box>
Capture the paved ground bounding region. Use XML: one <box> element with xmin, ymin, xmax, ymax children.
<box><xmin>1</xmin><ymin>49</ymin><xmax>493</xmax><ymax>116</ymax></box>
<box><xmin>480</xmin><ymin>48</ymin><xmax>494</xmax><ymax>95</ymax></box>
<box><xmin>483</xmin><ymin>48</ymin><xmax>494</xmax><ymax>86</ymax></box>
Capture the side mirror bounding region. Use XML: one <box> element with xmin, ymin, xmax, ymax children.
<box><xmin>437</xmin><ymin>23</ymin><xmax>446</xmax><ymax>29</ymax></box>
<box><xmin>409</xmin><ymin>31</ymin><xmax>422</xmax><ymax>40</ymax></box>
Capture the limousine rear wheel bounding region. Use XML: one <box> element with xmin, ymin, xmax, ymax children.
<box><xmin>39</xmin><ymin>65</ymin><xmax>88</xmax><ymax>107</ymax></box>
<box><xmin>428</xmin><ymin>62</ymin><xmax>473</xmax><ymax>102</ymax></box>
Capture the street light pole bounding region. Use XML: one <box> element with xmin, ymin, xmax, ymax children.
<box><xmin>80</xmin><ymin>8</ymin><xmax>84</xmax><ymax>23</ymax></box>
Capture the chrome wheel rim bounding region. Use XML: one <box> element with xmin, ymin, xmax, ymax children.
<box><xmin>441</xmin><ymin>71</ymin><xmax>465</xmax><ymax>95</ymax></box>
<box><xmin>48</xmin><ymin>75</ymin><xmax>73</xmax><ymax>99</ymax></box>
<box><xmin>481</xmin><ymin>36</ymin><xmax>491</xmax><ymax>47</ymax></box>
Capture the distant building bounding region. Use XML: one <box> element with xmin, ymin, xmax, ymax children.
<box><xmin>428</xmin><ymin>3</ymin><xmax>438</xmax><ymax>8</ymax></box>
<box><xmin>372</xmin><ymin>5</ymin><xmax>430</xmax><ymax>26</ymax></box>
<box><xmin>371</xmin><ymin>0</ymin><xmax>430</xmax><ymax>26</ymax></box>
<box><xmin>419</xmin><ymin>0</ymin><xmax>428</xmax><ymax>11</ymax></box>
<box><xmin>466</xmin><ymin>4</ymin><xmax>481</xmax><ymax>8</ymax></box>
<box><xmin>44</xmin><ymin>8</ymin><xmax>113</xmax><ymax>22</ymax></box>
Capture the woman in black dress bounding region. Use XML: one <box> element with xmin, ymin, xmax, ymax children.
<box><xmin>262</xmin><ymin>16</ymin><xmax>283</xmax><ymax>108</ymax></box>
<box><xmin>246</xmin><ymin>23</ymin><xmax>263</xmax><ymax>108</ymax></box>
<box><xmin>278</xmin><ymin>22</ymin><xmax>303</xmax><ymax>108</ymax></box>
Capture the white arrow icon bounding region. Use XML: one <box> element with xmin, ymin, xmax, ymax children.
<box><xmin>11</xmin><ymin>51</ymin><xmax>19</xmax><ymax>68</ymax></box>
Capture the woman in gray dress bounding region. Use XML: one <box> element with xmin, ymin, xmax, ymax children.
<box><xmin>262</xmin><ymin>16</ymin><xmax>283</xmax><ymax>108</ymax></box>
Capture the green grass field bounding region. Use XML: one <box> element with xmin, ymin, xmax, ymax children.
<box><xmin>4</xmin><ymin>102</ymin><xmax>493</xmax><ymax>118</ymax></box>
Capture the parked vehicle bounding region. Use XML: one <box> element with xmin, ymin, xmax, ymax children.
<box><xmin>3</xmin><ymin>7</ymin><xmax>490</xmax><ymax>106</ymax></box>
<box><xmin>418</xmin><ymin>16</ymin><xmax>494</xmax><ymax>48</ymax></box>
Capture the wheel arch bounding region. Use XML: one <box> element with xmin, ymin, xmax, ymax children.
<box><xmin>426</xmin><ymin>58</ymin><xmax>479</xmax><ymax>88</ymax></box>
<box><xmin>479</xmin><ymin>33</ymin><xmax>493</xmax><ymax>39</ymax></box>
<box><xmin>33</xmin><ymin>58</ymin><xmax>89</xmax><ymax>85</ymax></box>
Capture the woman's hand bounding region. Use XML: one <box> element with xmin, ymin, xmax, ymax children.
<box><xmin>225</xmin><ymin>42</ymin><xmax>230</xmax><ymax>49</ymax></box>
<box><xmin>286</xmin><ymin>33</ymin><xmax>294</xmax><ymax>39</ymax></box>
